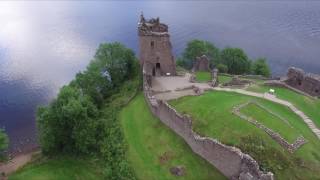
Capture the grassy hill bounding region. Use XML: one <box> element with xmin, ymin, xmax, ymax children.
<box><xmin>169</xmin><ymin>90</ymin><xmax>320</xmax><ymax>179</ymax></box>
<box><xmin>120</xmin><ymin>93</ymin><xmax>226</xmax><ymax>180</ymax></box>
<box><xmin>9</xmin><ymin>155</ymin><xmax>103</xmax><ymax>180</ymax></box>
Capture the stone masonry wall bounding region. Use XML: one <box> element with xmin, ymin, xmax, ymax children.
<box><xmin>139</xmin><ymin>15</ymin><xmax>176</xmax><ymax>76</ymax></box>
<box><xmin>142</xmin><ymin>73</ymin><xmax>274</xmax><ymax>180</ymax></box>
<box><xmin>192</xmin><ymin>55</ymin><xmax>210</xmax><ymax>72</ymax></box>
<box><xmin>285</xmin><ymin>67</ymin><xmax>320</xmax><ymax>97</ymax></box>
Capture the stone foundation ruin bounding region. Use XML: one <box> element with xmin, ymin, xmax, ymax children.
<box><xmin>143</xmin><ymin>71</ymin><xmax>273</xmax><ymax>180</ymax></box>
<box><xmin>232</xmin><ymin>101</ymin><xmax>307</xmax><ymax>153</ymax></box>
<box><xmin>284</xmin><ymin>67</ymin><xmax>320</xmax><ymax>97</ymax></box>
<box><xmin>139</xmin><ymin>15</ymin><xmax>273</xmax><ymax>180</ymax></box>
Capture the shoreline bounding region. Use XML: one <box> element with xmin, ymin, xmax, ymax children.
<box><xmin>0</xmin><ymin>148</ymin><xmax>40</xmax><ymax>178</ymax></box>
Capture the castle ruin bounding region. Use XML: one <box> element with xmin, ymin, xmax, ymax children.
<box><xmin>138</xmin><ymin>14</ymin><xmax>176</xmax><ymax>77</ymax></box>
<box><xmin>285</xmin><ymin>67</ymin><xmax>320</xmax><ymax>97</ymax></box>
<box><xmin>192</xmin><ymin>55</ymin><xmax>210</xmax><ymax>72</ymax></box>
<box><xmin>139</xmin><ymin>15</ymin><xmax>274</xmax><ymax>179</ymax></box>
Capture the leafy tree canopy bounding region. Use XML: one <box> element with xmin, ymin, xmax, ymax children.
<box><xmin>36</xmin><ymin>42</ymin><xmax>139</xmax><ymax>179</ymax></box>
<box><xmin>220</xmin><ymin>47</ymin><xmax>251</xmax><ymax>75</ymax></box>
<box><xmin>94</xmin><ymin>42</ymin><xmax>137</xmax><ymax>86</ymax></box>
<box><xmin>181</xmin><ymin>39</ymin><xmax>220</xmax><ymax>69</ymax></box>
<box><xmin>252</xmin><ymin>58</ymin><xmax>271</xmax><ymax>77</ymax></box>
<box><xmin>37</xmin><ymin>86</ymin><xmax>100</xmax><ymax>154</ymax></box>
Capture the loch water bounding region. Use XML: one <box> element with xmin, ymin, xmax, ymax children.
<box><xmin>0</xmin><ymin>1</ymin><xmax>320</xmax><ymax>154</ymax></box>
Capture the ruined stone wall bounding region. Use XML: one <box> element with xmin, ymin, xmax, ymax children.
<box><xmin>285</xmin><ymin>67</ymin><xmax>320</xmax><ymax>97</ymax></box>
<box><xmin>142</xmin><ymin>74</ymin><xmax>273</xmax><ymax>180</ymax></box>
<box><xmin>264</xmin><ymin>80</ymin><xmax>314</xmax><ymax>98</ymax></box>
<box><xmin>193</xmin><ymin>55</ymin><xmax>210</xmax><ymax>72</ymax></box>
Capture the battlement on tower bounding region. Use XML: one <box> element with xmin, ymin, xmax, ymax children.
<box><xmin>138</xmin><ymin>14</ymin><xmax>176</xmax><ymax>76</ymax></box>
<box><xmin>138</xmin><ymin>14</ymin><xmax>169</xmax><ymax>36</ymax></box>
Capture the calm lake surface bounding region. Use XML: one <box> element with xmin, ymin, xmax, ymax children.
<box><xmin>0</xmin><ymin>1</ymin><xmax>320</xmax><ymax>154</ymax></box>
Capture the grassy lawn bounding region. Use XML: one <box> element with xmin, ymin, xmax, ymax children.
<box><xmin>240</xmin><ymin>103</ymin><xmax>300</xmax><ymax>143</ymax></box>
<box><xmin>195</xmin><ymin>71</ymin><xmax>211</xmax><ymax>82</ymax></box>
<box><xmin>169</xmin><ymin>91</ymin><xmax>320</xmax><ymax>179</ymax></box>
<box><xmin>9</xmin><ymin>155</ymin><xmax>103</xmax><ymax>180</ymax></box>
<box><xmin>120</xmin><ymin>93</ymin><xmax>226</xmax><ymax>180</ymax></box>
<box><xmin>246</xmin><ymin>84</ymin><xmax>320</xmax><ymax>128</ymax></box>
<box><xmin>218</xmin><ymin>75</ymin><xmax>232</xmax><ymax>84</ymax></box>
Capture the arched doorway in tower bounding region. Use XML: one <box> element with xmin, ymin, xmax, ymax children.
<box><xmin>155</xmin><ymin>63</ymin><xmax>161</xmax><ymax>76</ymax></box>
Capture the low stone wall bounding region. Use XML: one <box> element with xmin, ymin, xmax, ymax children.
<box><xmin>143</xmin><ymin>74</ymin><xmax>273</xmax><ymax>180</ymax></box>
<box><xmin>232</xmin><ymin>101</ymin><xmax>307</xmax><ymax>153</ymax></box>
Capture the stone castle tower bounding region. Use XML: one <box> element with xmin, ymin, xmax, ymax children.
<box><xmin>138</xmin><ymin>14</ymin><xmax>176</xmax><ymax>76</ymax></box>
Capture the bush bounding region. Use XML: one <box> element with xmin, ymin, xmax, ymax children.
<box><xmin>0</xmin><ymin>129</ymin><xmax>8</xmax><ymax>161</ymax></box>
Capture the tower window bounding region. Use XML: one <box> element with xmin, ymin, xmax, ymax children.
<box><xmin>151</xmin><ymin>41</ymin><xmax>154</xmax><ymax>48</ymax></box>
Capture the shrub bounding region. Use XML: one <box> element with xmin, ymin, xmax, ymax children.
<box><xmin>0</xmin><ymin>129</ymin><xmax>8</xmax><ymax>161</ymax></box>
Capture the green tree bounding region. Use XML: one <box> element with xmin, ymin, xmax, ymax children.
<box><xmin>0</xmin><ymin>129</ymin><xmax>8</xmax><ymax>161</ymax></box>
<box><xmin>220</xmin><ymin>47</ymin><xmax>251</xmax><ymax>74</ymax></box>
<box><xmin>94</xmin><ymin>42</ymin><xmax>137</xmax><ymax>87</ymax></box>
<box><xmin>37</xmin><ymin>42</ymin><xmax>139</xmax><ymax>179</ymax></box>
<box><xmin>182</xmin><ymin>39</ymin><xmax>220</xmax><ymax>69</ymax></box>
<box><xmin>216</xmin><ymin>63</ymin><xmax>228</xmax><ymax>73</ymax></box>
<box><xmin>37</xmin><ymin>86</ymin><xmax>100</xmax><ymax>154</ymax></box>
<box><xmin>71</xmin><ymin>42</ymin><xmax>138</xmax><ymax>107</ymax></box>
<box><xmin>252</xmin><ymin>58</ymin><xmax>271</xmax><ymax>77</ymax></box>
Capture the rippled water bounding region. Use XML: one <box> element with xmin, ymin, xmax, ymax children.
<box><xmin>0</xmin><ymin>1</ymin><xmax>320</xmax><ymax>154</ymax></box>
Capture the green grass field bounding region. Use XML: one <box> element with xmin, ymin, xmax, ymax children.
<box><xmin>195</xmin><ymin>71</ymin><xmax>211</xmax><ymax>82</ymax></box>
<box><xmin>170</xmin><ymin>91</ymin><xmax>320</xmax><ymax>179</ymax></box>
<box><xmin>9</xmin><ymin>155</ymin><xmax>103</xmax><ymax>180</ymax></box>
<box><xmin>217</xmin><ymin>75</ymin><xmax>232</xmax><ymax>84</ymax></box>
<box><xmin>120</xmin><ymin>93</ymin><xmax>226</xmax><ymax>180</ymax></box>
<box><xmin>247</xmin><ymin>84</ymin><xmax>320</xmax><ymax>128</ymax></box>
<box><xmin>240</xmin><ymin>103</ymin><xmax>300</xmax><ymax>143</ymax></box>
